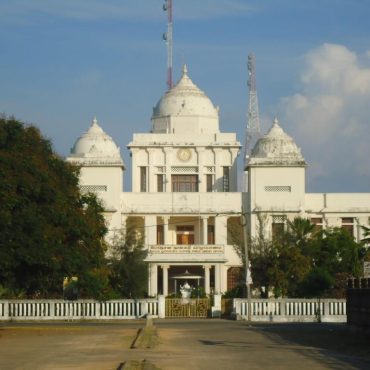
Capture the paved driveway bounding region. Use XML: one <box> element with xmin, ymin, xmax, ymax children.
<box><xmin>0</xmin><ymin>320</ymin><xmax>369</xmax><ymax>370</ymax></box>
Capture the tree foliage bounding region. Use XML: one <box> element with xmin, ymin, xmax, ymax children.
<box><xmin>108</xmin><ymin>219</ymin><xmax>148</xmax><ymax>298</ymax></box>
<box><xmin>249</xmin><ymin>216</ymin><xmax>365</xmax><ymax>298</ymax></box>
<box><xmin>0</xmin><ymin>117</ymin><xmax>108</xmax><ymax>298</ymax></box>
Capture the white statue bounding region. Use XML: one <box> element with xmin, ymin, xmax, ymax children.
<box><xmin>180</xmin><ymin>282</ymin><xmax>192</xmax><ymax>300</ymax></box>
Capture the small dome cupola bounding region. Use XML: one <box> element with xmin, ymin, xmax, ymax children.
<box><xmin>151</xmin><ymin>65</ymin><xmax>220</xmax><ymax>134</ymax></box>
<box><xmin>69</xmin><ymin>118</ymin><xmax>124</xmax><ymax>166</ymax></box>
<box><xmin>248</xmin><ymin>118</ymin><xmax>306</xmax><ymax>167</ymax></box>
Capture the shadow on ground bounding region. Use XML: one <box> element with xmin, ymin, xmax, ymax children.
<box><xmin>246</xmin><ymin>323</ymin><xmax>370</xmax><ymax>370</ymax></box>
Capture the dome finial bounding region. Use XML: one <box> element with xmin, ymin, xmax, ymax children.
<box><xmin>273</xmin><ymin>117</ymin><xmax>279</xmax><ymax>126</ymax></box>
<box><xmin>182</xmin><ymin>64</ymin><xmax>188</xmax><ymax>76</ymax></box>
<box><xmin>92</xmin><ymin>116</ymin><xmax>98</xmax><ymax>126</ymax></box>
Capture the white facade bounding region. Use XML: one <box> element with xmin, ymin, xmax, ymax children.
<box><xmin>67</xmin><ymin>67</ymin><xmax>370</xmax><ymax>296</ymax></box>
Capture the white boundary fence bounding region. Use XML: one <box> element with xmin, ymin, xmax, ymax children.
<box><xmin>0</xmin><ymin>298</ymin><xmax>346</xmax><ymax>322</ymax></box>
<box><xmin>233</xmin><ymin>298</ymin><xmax>346</xmax><ymax>322</ymax></box>
<box><xmin>0</xmin><ymin>299</ymin><xmax>159</xmax><ymax>321</ymax></box>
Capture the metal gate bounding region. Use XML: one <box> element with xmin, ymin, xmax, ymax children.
<box><xmin>165</xmin><ymin>298</ymin><xmax>211</xmax><ymax>318</ymax></box>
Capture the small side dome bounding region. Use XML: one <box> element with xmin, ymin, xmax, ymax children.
<box><xmin>151</xmin><ymin>65</ymin><xmax>220</xmax><ymax>134</ymax></box>
<box><xmin>249</xmin><ymin>118</ymin><xmax>306</xmax><ymax>166</ymax></box>
<box><xmin>69</xmin><ymin>118</ymin><xmax>124</xmax><ymax>165</ymax></box>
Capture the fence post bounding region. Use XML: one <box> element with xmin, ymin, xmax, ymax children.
<box><xmin>280</xmin><ymin>299</ymin><xmax>286</xmax><ymax>317</ymax></box>
<box><xmin>50</xmin><ymin>301</ymin><xmax>55</xmax><ymax>318</ymax></box>
<box><xmin>4</xmin><ymin>301</ymin><xmax>9</xmax><ymax>320</ymax></box>
<box><xmin>212</xmin><ymin>294</ymin><xmax>222</xmax><ymax>318</ymax></box>
<box><xmin>142</xmin><ymin>301</ymin><xmax>149</xmax><ymax>317</ymax></box>
<box><xmin>158</xmin><ymin>295</ymin><xmax>165</xmax><ymax>318</ymax></box>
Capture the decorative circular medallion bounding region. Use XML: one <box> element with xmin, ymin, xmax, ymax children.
<box><xmin>177</xmin><ymin>148</ymin><xmax>192</xmax><ymax>162</ymax></box>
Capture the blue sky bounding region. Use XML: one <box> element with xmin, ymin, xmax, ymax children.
<box><xmin>1</xmin><ymin>0</ymin><xmax>370</xmax><ymax>192</ymax></box>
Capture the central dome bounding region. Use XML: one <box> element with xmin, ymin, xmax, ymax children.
<box><xmin>151</xmin><ymin>65</ymin><xmax>220</xmax><ymax>134</ymax></box>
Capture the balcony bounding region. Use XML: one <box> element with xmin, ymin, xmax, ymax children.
<box><xmin>121</xmin><ymin>192</ymin><xmax>242</xmax><ymax>214</ymax></box>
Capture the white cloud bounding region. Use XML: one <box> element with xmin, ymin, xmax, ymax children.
<box><xmin>0</xmin><ymin>0</ymin><xmax>256</xmax><ymax>23</ymax></box>
<box><xmin>302</xmin><ymin>43</ymin><xmax>370</xmax><ymax>95</ymax></box>
<box><xmin>278</xmin><ymin>44</ymin><xmax>370</xmax><ymax>191</ymax></box>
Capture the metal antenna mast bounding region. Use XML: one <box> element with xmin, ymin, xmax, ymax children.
<box><xmin>244</xmin><ymin>53</ymin><xmax>261</xmax><ymax>169</ymax></box>
<box><xmin>163</xmin><ymin>0</ymin><xmax>173</xmax><ymax>90</ymax></box>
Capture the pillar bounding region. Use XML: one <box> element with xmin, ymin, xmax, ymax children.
<box><xmin>144</xmin><ymin>215</ymin><xmax>157</xmax><ymax>246</ymax></box>
<box><xmin>163</xmin><ymin>216</ymin><xmax>169</xmax><ymax>245</ymax></box>
<box><xmin>202</xmin><ymin>216</ymin><xmax>208</xmax><ymax>245</ymax></box>
<box><xmin>215</xmin><ymin>215</ymin><xmax>227</xmax><ymax>245</ymax></box>
<box><xmin>214</xmin><ymin>264</ymin><xmax>221</xmax><ymax>294</ymax></box>
<box><xmin>149</xmin><ymin>264</ymin><xmax>158</xmax><ymax>296</ymax></box>
<box><xmin>203</xmin><ymin>265</ymin><xmax>211</xmax><ymax>295</ymax></box>
<box><xmin>162</xmin><ymin>264</ymin><xmax>169</xmax><ymax>297</ymax></box>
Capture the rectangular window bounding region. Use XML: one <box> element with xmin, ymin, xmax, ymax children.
<box><xmin>176</xmin><ymin>225</ymin><xmax>195</xmax><ymax>245</ymax></box>
<box><xmin>272</xmin><ymin>215</ymin><xmax>285</xmax><ymax>240</ymax></box>
<box><xmin>207</xmin><ymin>225</ymin><xmax>215</xmax><ymax>244</ymax></box>
<box><xmin>157</xmin><ymin>225</ymin><xmax>164</xmax><ymax>245</ymax></box>
<box><xmin>140</xmin><ymin>167</ymin><xmax>147</xmax><ymax>192</ymax></box>
<box><xmin>157</xmin><ymin>174</ymin><xmax>164</xmax><ymax>192</ymax></box>
<box><xmin>341</xmin><ymin>217</ymin><xmax>354</xmax><ymax>236</ymax></box>
<box><xmin>172</xmin><ymin>175</ymin><xmax>198</xmax><ymax>192</ymax></box>
<box><xmin>223</xmin><ymin>167</ymin><xmax>230</xmax><ymax>192</ymax></box>
<box><xmin>311</xmin><ymin>217</ymin><xmax>323</xmax><ymax>232</ymax></box>
<box><xmin>206</xmin><ymin>174</ymin><xmax>213</xmax><ymax>192</ymax></box>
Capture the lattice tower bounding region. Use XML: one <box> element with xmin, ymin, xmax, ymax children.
<box><xmin>163</xmin><ymin>0</ymin><xmax>173</xmax><ymax>90</ymax></box>
<box><xmin>244</xmin><ymin>53</ymin><xmax>261</xmax><ymax>169</ymax></box>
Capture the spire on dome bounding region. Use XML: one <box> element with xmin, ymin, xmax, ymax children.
<box><xmin>273</xmin><ymin>117</ymin><xmax>279</xmax><ymax>126</ymax></box>
<box><xmin>92</xmin><ymin>117</ymin><xmax>98</xmax><ymax>126</ymax></box>
<box><xmin>182</xmin><ymin>64</ymin><xmax>188</xmax><ymax>76</ymax></box>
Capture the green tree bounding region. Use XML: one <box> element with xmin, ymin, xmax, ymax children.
<box><xmin>108</xmin><ymin>219</ymin><xmax>148</xmax><ymax>298</ymax></box>
<box><xmin>0</xmin><ymin>116</ymin><xmax>108</xmax><ymax>298</ymax></box>
<box><xmin>249</xmin><ymin>216</ymin><xmax>364</xmax><ymax>298</ymax></box>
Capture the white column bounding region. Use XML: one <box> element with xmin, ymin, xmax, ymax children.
<box><xmin>149</xmin><ymin>264</ymin><xmax>158</xmax><ymax>296</ymax></box>
<box><xmin>215</xmin><ymin>215</ymin><xmax>227</xmax><ymax>245</ymax></box>
<box><xmin>202</xmin><ymin>216</ymin><xmax>208</xmax><ymax>245</ymax></box>
<box><xmin>162</xmin><ymin>265</ymin><xmax>169</xmax><ymax>296</ymax></box>
<box><xmin>203</xmin><ymin>265</ymin><xmax>211</xmax><ymax>295</ymax></box>
<box><xmin>220</xmin><ymin>265</ymin><xmax>228</xmax><ymax>293</ymax></box>
<box><xmin>145</xmin><ymin>215</ymin><xmax>157</xmax><ymax>246</ymax></box>
<box><xmin>214</xmin><ymin>264</ymin><xmax>221</xmax><ymax>294</ymax></box>
<box><xmin>163</xmin><ymin>216</ymin><xmax>169</xmax><ymax>245</ymax></box>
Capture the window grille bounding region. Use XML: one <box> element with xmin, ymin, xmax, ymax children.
<box><xmin>272</xmin><ymin>215</ymin><xmax>286</xmax><ymax>224</ymax></box>
<box><xmin>80</xmin><ymin>185</ymin><xmax>107</xmax><ymax>193</ymax></box>
<box><xmin>265</xmin><ymin>186</ymin><xmax>291</xmax><ymax>192</ymax></box>
<box><xmin>171</xmin><ymin>166</ymin><xmax>198</xmax><ymax>174</ymax></box>
<box><xmin>223</xmin><ymin>167</ymin><xmax>230</xmax><ymax>192</ymax></box>
<box><xmin>205</xmin><ymin>166</ymin><xmax>215</xmax><ymax>173</ymax></box>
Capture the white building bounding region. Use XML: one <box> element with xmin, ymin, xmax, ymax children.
<box><xmin>67</xmin><ymin>66</ymin><xmax>370</xmax><ymax>296</ymax></box>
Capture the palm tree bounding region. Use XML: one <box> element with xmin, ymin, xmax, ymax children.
<box><xmin>286</xmin><ymin>217</ymin><xmax>316</xmax><ymax>248</ymax></box>
<box><xmin>361</xmin><ymin>225</ymin><xmax>370</xmax><ymax>245</ymax></box>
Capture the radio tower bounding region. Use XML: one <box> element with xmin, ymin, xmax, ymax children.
<box><xmin>163</xmin><ymin>0</ymin><xmax>173</xmax><ymax>90</ymax></box>
<box><xmin>244</xmin><ymin>54</ymin><xmax>260</xmax><ymax>166</ymax></box>
<box><xmin>243</xmin><ymin>53</ymin><xmax>261</xmax><ymax>191</ymax></box>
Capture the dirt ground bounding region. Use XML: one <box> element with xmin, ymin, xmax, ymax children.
<box><xmin>0</xmin><ymin>320</ymin><xmax>369</xmax><ymax>370</ymax></box>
